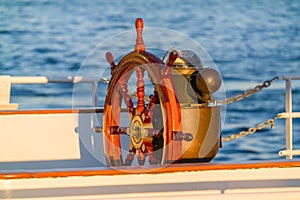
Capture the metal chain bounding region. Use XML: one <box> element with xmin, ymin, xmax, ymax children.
<box><xmin>222</xmin><ymin>113</ymin><xmax>283</xmax><ymax>142</ymax></box>
<box><xmin>219</xmin><ymin>76</ymin><xmax>280</xmax><ymax>105</ymax></box>
<box><xmin>221</xmin><ymin>76</ymin><xmax>281</xmax><ymax>142</ymax></box>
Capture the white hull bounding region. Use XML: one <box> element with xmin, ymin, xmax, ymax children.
<box><xmin>1</xmin><ymin>162</ymin><xmax>300</xmax><ymax>199</ymax></box>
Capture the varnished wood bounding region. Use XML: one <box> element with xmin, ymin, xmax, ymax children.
<box><xmin>136</xmin><ymin>67</ymin><xmax>145</xmax><ymax>115</ymax></box>
<box><xmin>166</xmin><ymin>51</ymin><xmax>178</xmax><ymax>67</ymax></box>
<box><xmin>105</xmin><ymin>52</ymin><xmax>115</xmax><ymax>74</ymax></box>
<box><xmin>1</xmin><ymin>161</ymin><xmax>300</xmax><ymax>180</ymax></box>
<box><xmin>134</xmin><ymin>18</ymin><xmax>145</xmax><ymax>52</ymax></box>
<box><xmin>103</xmin><ymin>51</ymin><xmax>182</xmax><ymax>166</ymax></box>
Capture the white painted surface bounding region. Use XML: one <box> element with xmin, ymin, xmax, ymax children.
<box><xmin>279</xmin><ymin>112</ymin><xmax>300</xmax><ymax>118</ymax></box>
<box><xmin>0</xmin><ymin>76</ymin><xmax>18</xmax><ymax>110</ymax></box>
<box><xmin>285</xmin><ymin>78</ymin><xmax>293</xmax><ymax>159</ymax></box>
<box><xmin>0</xmin><ymin>76</ymin><xmax>11</xmax><ymax>104</ymax></box>
<box><xmin>1</xmin><ymin>167</ymin><xmax>300</xmax><ymax>199</ymax></box>
<box><xmin>0</xmin><ymin>113</ymin><xmax>81</xmax><ymax>162</ymax></box>
<box><xmin>9</xmin><ymin>76</ymin><xmax>106</xmax><ymax>84</ymax></box>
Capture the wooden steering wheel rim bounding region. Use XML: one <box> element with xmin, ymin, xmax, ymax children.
<box><xmin>102</xmin><ymin>51</ymin><xmax>181</xmax><ymax>166</ymax></box>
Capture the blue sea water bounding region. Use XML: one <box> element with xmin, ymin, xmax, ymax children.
<box><xmin>0</xmin><ymin>0</ymin><xmax>300</xmax><ymax>164</ymax></box>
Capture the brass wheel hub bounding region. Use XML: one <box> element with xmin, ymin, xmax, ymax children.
<box><xmin>129</xmin><ymin>115</ymin><xmax>146</xmax><ymax>150</ymax></box>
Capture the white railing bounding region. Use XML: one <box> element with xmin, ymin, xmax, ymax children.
<box><xmin>10</xmin><ymin>76</ymin><xmax>108</xmax><ymax>84</ymax></box>
<box><xmin>278</xmin><ymin>75</ymin><xmax>300</xmax><ymax>159</ymax></box>
<box><xmin>1</xmin><ymin>75</ymin><xmax>300</xmax><ymax>159</ymax></box>
<box><xmin>0</xmin><ymin>75</ymin><xmax>108</xmax><ymax>109</ymax></box>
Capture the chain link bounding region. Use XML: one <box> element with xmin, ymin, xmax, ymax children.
<box><xmin>221</xmin><ymin>76</ymin><xmax>280</xmax><ymax>105</ymax></box>
<box><xmin>220</xmin><ymin>76</ymin><xmax>281</xmax><ymax>142</ymax></box>
<box><xmin>221</xmin><ymin>113</ymin><xmax>283</xmax><ymax>142</ymax></box>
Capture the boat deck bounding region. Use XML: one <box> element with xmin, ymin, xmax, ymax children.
<box><xmin>1</xmin><ymin>161</ymin><xmax>300</xmax><ymax>199</ymax></box>
<box><xmin>1</xmin><ymin>160</ymin><xmax>300</xmax><ymax>179</ymax></box>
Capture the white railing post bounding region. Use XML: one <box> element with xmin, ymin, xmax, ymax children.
<box><xmin>0</xmin><ymin>75</ymin><xmax>18</xmax><ymax>110</ymax></box>
<box><xmin>279</xmin><ymin>75</ymin><xmax>300</xmax><ymax>159</ymax></box>
<box><xmin>285</xmin><ymin>77</ymin><xmax>293</xmax><ymax>159</ymax></box>
<box><xmin>92</xmin><ymin>81</ymin><xmax>98</xmax><ymax>107</ymax></box>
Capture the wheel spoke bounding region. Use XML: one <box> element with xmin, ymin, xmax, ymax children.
<box><xmin>136</xmin><ymin>149</ymin><xmax>145</xmax><ymax>165</ymax></box>
<box><xmin>117</xmin><ymin>79</ymin><xmax>135</xmax><ymax>118</ymax></box>
<box><xmin>146</xmin><ymin>145</ymin><xmax>159</xmax><ymax>165</ymax></box>
<box><xmin>136</xmin><ymin>66</ymin><xmax>145</xmax><ymax>115</ymax></box>
<box><xmin>143</xmin><ymin>91</ymin><xmax>158</xmax><ymax>124</ymax></box>
<box><xmin>110</xmin><ymin>126</ymin><xmax>128</xmax><ymax>135</ymax></box>
<box><xmin>124</xmin><ymin>147</ymin><xmax>134</xmax><ymax>166</ymax></box>
<box><xmin>110</xmin><ymin>125</ymin><xmax>162</xmax><ymax>138</ymax></box>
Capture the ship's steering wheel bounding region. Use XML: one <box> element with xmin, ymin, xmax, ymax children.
<box><xmin>102</xmin><ymin>19</ymin><xmax>185</xmax><ymax>166</ymax></box>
